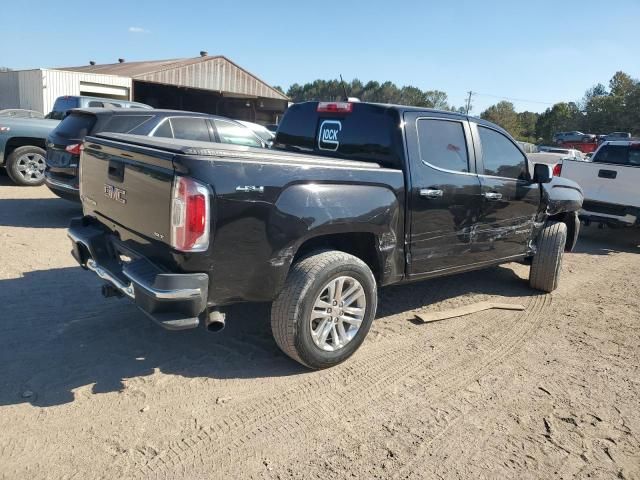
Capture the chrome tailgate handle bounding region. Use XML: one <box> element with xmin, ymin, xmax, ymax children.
<box><xmin>419</xmin><ymin>188</ymin><xmax>444</xmax><ymax>199</ymax></box>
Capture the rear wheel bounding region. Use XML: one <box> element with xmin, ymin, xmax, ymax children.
<box><xmin>529</xmin><ymin>222</ymin><xmax>567</xmax><ymax>292</ymax></box>
<box><xmin>271</xmin><ymin>250</ymin><xmax>377</xmax><ymax>369</ymax></box>
<box><xmin>6</xmin><ymin>146</ymin><xmax>46</xmax><ymax>186</ymax></box>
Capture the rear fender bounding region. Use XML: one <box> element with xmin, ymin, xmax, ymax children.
<box><xmin>270</xmin><ymin>183</ymin><xmax>403</xmax><ymax>285</ymax></box>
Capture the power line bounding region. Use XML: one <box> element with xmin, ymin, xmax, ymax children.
<box><xmin>473</xmin><ymin>92</ymin><xmax>557</xmax><ymax>106</ymax></box>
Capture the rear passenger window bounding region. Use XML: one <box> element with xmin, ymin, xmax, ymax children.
<box><xmin>478</xmin><ymin>126</ymin><xmax>527</xmax><ymax>180</ymax></box>
<box><xmin>170</xmin><ymin>118</ymin><xmax>211</xmax><ymax>142</ymax></box>
<box><xmin>417</xmin><ymin>119</ymin><xmax>469</xmax><ymax>173</ymax></box>
<box><xmin>152</xmin><ymin>120</ymin><xmax>173</xmax><ymax>139</ymax></box>
<box><xmin>102</xmin><ymin>115</ymin><xmax>153</xmax><ymax>134</ymax></box>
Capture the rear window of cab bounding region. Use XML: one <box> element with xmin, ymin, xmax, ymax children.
<box><xmin>274</xmin><ymin>102</ymin><xmax>403</xmax><ymax>168</ymax></box>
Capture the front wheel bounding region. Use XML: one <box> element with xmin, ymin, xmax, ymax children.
<box><xmin>6</xmin><ymin>146</ymin><xmax>46</xmax><ymax>186</ymax></box>
<box><xmin>271</xmin><ymin>250</ymin><xmax>377</xmax><ymax>369</ymax></box>
<box><xmin>529</xmin><ymin>222</ymin><xmax>567</xmax><ymax>292</ymax></box>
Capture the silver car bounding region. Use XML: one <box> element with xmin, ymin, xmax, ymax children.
<box><xmin>553</xmin><ymin>131</ymin><xmax>596</xmax><ymax>144</ymax></box>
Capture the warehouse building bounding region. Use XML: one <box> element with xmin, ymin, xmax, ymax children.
<box><xmin>0</xmin><ymin>53</ymin><xmax>289</xmax><ymax>123</ymax></box>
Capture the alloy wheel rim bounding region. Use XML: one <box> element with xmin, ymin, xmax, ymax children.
<box><xmin>310</xmin><ymin>276</ymin><xmax>366</xmax><ymax>352</ymax></box>
<box><xmin>16</xmin><ymin>153</ymin><xmax>45</xmax><ymax>181</ymax></box>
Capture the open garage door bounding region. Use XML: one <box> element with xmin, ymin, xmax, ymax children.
<box><xmin>132</xmin><ymin>80</ymin><xmax>286</xmax><ymax>124</ymax></box>
<box><xmin>79</xmin><ymin>81</ymin><xmax>130</xmax><ymax>101</ymax></box>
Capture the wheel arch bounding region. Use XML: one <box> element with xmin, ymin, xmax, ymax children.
<box><xmin>3</xmin><ymin>137</ymin><xmax>47</xmax><ymax>163</ymax></box>
<box><xmin>548</xmin><ymin>211</ymin><xmax>580</xmax><ymax>252</ymax></box>
<box><xmin>293</xmin><ymin>232</ymin><xmax>383</xmax><ymax>280</ymax></box>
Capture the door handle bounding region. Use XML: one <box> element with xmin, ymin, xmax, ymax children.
<box><xmin>108</xmin><ymin>160</ymin><xmax>125</xmax><ymax>182</ymax></box>
<box><xmin>598</xmin><ymin>169</ymin><xmax>617</xmax><ymax>179</ymax></box>
<box><xmin>419</xmin><ymin>188</ymin><xmax>444</xmax><ymax>199</ymax></box>
<box><xmin>483</xmin><ymin>192</ymin><xmax>503</xmax><ymax>201</ymax></box>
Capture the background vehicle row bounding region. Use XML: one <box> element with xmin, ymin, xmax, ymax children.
<box><xmin>45</xmin><ymin>109</ymin><xmax>269</xmax><ymax>201</ymax></box>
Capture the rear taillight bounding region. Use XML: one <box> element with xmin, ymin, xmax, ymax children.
<box><xmin>317</xmin><ymin>102</ymin><xmax>353</xmax><ymax>113</ymax></box>
<box><xmin>170</xmin><ymin>176</ymin><xmax>210</xmax><ymax>252</ymax></box>
<box><xmin>552</xmin><ymin>163</ymin><xmax>562</xmax><ymax>176</ymax></box>
<box><xmin>65</xmin><ymin>143</ymin><xmax>83</xmax><ymax>155</ymax></box>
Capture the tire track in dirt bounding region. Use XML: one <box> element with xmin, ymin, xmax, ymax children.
<box><xmin>127</xmin><ymin>294</ymin><xmax>549</xmax><ymax>479</ymax></box>
<box><xmin>127</xmin><ymin>309</ymin><xmax>504</xmax><ymax>478</ymax></box>
<box><xmin>276</xmin><ymin>294</ymin><xmax>550</xmax><ymax>479</ymax></box>
<box><xmin>385</xmin><ymin>295</ymin><xmax>551</xmax><ymax>479</ymax></box>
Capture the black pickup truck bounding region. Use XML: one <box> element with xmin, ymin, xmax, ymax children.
<box><xmin>68</xmin><ymin>101</ymin><xmax>583</xmax><ymax>369</ymax></box>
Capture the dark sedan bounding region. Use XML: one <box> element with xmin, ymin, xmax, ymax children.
<box><xmin>45</xmin><ymin>108</ymin><xmax>267</xmax><ymax>201</ymax></box>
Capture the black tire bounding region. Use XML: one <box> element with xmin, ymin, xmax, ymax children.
<box><xmin>529</xmin><ymin>222</ymin><xmax>567</xmax><ymax>292</ymax></box>
<box><xmin>6</xmin><ymin>146</ymin><xmax>46</xmax><ymax>186</ymax></box>
<box><xmin>271</xmin><ymin>250</ymin><xmax>377</xmax><ymax>369</ymax></box>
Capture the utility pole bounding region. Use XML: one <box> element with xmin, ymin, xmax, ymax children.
<box><xmin>465</xmin><ymin>91</ymin><xmax>474</xmax><ymax>115</ymax></box>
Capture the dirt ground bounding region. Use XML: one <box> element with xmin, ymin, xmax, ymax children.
<box><xmin>0</xmin><ymin>175</ymin><xmax>639</xmax><ymax>480</ymax></box>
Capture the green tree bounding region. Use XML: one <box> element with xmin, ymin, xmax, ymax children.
<box><xmin>535</xmin><ymin>102</ymin><xmax>582</xmax><ymax>143</ymax></box>
<box><xmin>480</xmin><ymin>101</ymin><xmax>522</xmax><ymax>138</ymax></box>
<box><xmin>517</xmin><ymin>111</ymin><xmax>539</xmax><ymax>142</ymax></box>
<box><xmin>285</xmin><ymin>78</ymin><xmax>451</xmax><ymax>109</ymax></box>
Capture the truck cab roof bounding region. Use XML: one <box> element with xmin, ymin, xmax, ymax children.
<box><xmin>274</xmin><ymin>101</ymin><xmax>509</xmax><ymax>169</ymax></box>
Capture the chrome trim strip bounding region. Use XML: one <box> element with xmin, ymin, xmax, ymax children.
<box><xmin>45</xmin><ymin>176</ymin><xmax>79</xmax><ymax>191</ymax></box>
<box><xmin>86</xmin><ymin>258</ymin><xmax>136</xmax><ymax>299</ymax></box>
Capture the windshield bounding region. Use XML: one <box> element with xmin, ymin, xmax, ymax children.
<box><xmin>238</xmin><ymin>121</ymin><xmax>275</xmax><ymax>143</ymax></box>
<box><xmin>250</xmin><ymin>126</ymin><xmax>274</xmax><ymax>143</ymax></box>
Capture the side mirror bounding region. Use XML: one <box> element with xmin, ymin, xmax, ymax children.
<box><xmin>532</xmin><ymin>163</ymin><xmax>552</xmax><ymax>183</ymax></box>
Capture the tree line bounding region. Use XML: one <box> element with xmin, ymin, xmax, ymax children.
<box><xmin>481</xmin><ymin>71</ymin><xmax>640</xmax><ymax>143</ymax></box>
<box><xmin>280</xmin><ymin>71</ymin><xmax>640</xmax><ymax>144</ymax></box>
<box><xmin>279</xmin><ymin>79</ymin><xmax>462</xmax><ymax>112</ymax></box>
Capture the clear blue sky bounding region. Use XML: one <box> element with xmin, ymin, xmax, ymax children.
<box><xmin>3</xmin><ymin>0</ymin><xmax>639</xmax><ymax>113</ymax></box>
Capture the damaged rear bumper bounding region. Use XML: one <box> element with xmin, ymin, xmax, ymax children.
<box><xmin>67</xmin><ymin>217</ymin><xmax>209</xmax><ymax>330</ymax></box>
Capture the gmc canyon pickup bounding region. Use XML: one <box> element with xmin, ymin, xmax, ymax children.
<box><xmin>68</xmin><ymin>101</ymin><xmax>583</xmax><ymax>369</ymax></box>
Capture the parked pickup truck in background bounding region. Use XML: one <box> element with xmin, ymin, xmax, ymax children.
<box><xmin>68</xmin><ymin>101</ymin><xmax>583</xmax><ymax>369</ymax></box>
<box><xmin>0</xmin><ymin>116</ymin><xmax>60</xmax><ymax>185</ymax></box>
<box><xmin>560</xmin><ymin>140</ymin><xmax>640</xmax><ymax>227</ymax></box>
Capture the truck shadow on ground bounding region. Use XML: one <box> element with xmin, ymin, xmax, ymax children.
<box><xmin>0</xmin><ymin>198</ymin><xmax>81</xmax><ymax>228</ymax></box>
<box><xmin>573</xmin><ymin>224</ymin><xmax>640</xmax><ymax>256</ymax></box>
<box><xmin>0</xmin><ymin>261</ymin><xmax>540</xmax><ymax>408</ymax></box>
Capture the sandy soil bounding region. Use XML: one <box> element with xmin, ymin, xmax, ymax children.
<box><xmin>0</xmin><ymin>175</ymin><xmax>638</xmax><ymax>480</ymax></box>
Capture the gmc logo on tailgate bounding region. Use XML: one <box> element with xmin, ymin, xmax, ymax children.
<box><xmin>104</xmin><ymin>184</ymin><xmax>127</xmax><ymax>204</ymax></box>
<box><xmin>318</xmin><ymin>120</ymin><xmax>342</xmax><ymax>151</ymax></box>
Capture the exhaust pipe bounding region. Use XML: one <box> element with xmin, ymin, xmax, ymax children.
<box><xmin>205</xmin><ymin>310</ymin><xmax>226</xmax><ymax>333</ymax></box>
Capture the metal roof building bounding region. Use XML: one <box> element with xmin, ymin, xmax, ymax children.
<box><xmin>0</xmin><ymin>53</ymin><xmax>289</xmax><ymax>123</ymax></box>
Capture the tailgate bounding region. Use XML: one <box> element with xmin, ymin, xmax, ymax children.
<box><xmin>561</xmin><ymin>160</ymin><xmax>640</xmax><ymax>208</ymax></box>
<box><xmin>80</xmin><ymin>136</ymin><xmax>176</xmax><ymax>246</ymax></box>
